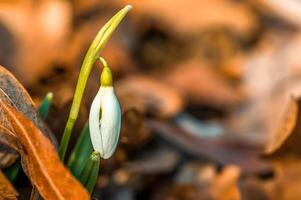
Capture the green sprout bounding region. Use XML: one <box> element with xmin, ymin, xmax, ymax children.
<box><xmin>38</xmin><ymin>92</ymin><xmax>53</xmax><ymax>119</ymax></box>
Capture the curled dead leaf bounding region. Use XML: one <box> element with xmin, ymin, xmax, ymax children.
<box><xmin>0</xmin><ymin>65</ymin><xmax>56</xmax><ymax>168</ymax></box>
<box><xmin>116</xmin><ymin>74</ymin><xmax>184</xmax><ymax>118</ymax></box>
<box><xmin>0</xmin><ymin>170</ymin><xmax>18</xmax><ymax>200</ymax></box>
<box><xmin>264</xmin><ymin>97</ymin><xmax>299</xmax><ymax>155</ymax></box>
<box><xmin>0</xmin><ymin>66</ymin><xmax>55</xmax><ymax>140</ymax></box>
<box><xmin>163</xmin><ymin>59</ymin><xmax>243</xmax><ymax>109</ymax></box>
<box><xmin>0</xmin><ymin>100</ymin><xmax>89</xmax><ymax>200</ymax></box>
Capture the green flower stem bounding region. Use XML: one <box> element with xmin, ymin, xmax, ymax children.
<box><xmin>38</xmin><ymin>92</ymin><xmax>53</xmax><ymax>119</ymax></box>
<box><xmin>67</xmin><ymin>122</ymin><xmax>93</xmax><ymax>178</ymax></box>
<box><xmin>59</xmin><ymin>5</ymin><xmax>132</xmax><ymax>160</ymax></box>
<box><xmin>98</xmin><ymin>57</ymin><xmax>109</xmax><ymax>68</ymax></box>
<box><xmin>79</xmin><ymin>151</ymin><xmax>101</xmax><ymax>193</ymax></box>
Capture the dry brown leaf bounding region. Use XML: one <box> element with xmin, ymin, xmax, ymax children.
<box><xmin>0</xmin><ymin>150</ymin><xmax>18</xmax><ymax>168</ymax></box>
<box><xmin>124</xmin><ymin>147</ymin><xmax>180</xmax><ymax>175</ymax></box>
<box><xmin>255</xmin><ymin>103</ymin><xmax>301</xmax><ymax>199</ymax></box>
<box><xmin>148</xmin><ymin>119</ymin><xmax>270</xmax><ymax>174</ymax></box>
<box><xmin>0</xmin><ymin>100</ymin><xmax>89</xmax><ymax>200</ymax></box>
<box><xmin>0</xmin><ymin>127</ymin><xmax>19</xmax><ymax>168</ymax></box>
<box><xmin>263</xmin><ymin>95</ymin><xmax>301</xmax><ymax>157</ymax></box>
<box><xmin>0</xmin><ymin>65</ymin><xmax>56</xmax><ymax>168</ymax></box>
<box><xmin>0</xmin><ymin>170</ymin><xmax>18</xmax><ymax>200</ymax></box>
<box><xmin>240</xmin><ymin>158</ymin><xmax>301</xmax><ymax>200</ymax></box>
<box><xmin>116</xmin><ymin>0</ymin><xmax>257</xmax><ymax>37</ymax></box>
<box><xmin>116</xmin><ymin>74</ymin><xmax>184</xmax><ymax>118</ymax></box>
<box><xmin>259</xmin><ymin>94</ymin><xmax>301</xmax><ymax>199</ymax></box>
<box><xmin>264</xmin><ymin>97</ymin><xmax>298</xmax><ymax>155</ymax></box>
<box><xmin>121</xmin><ymin>109</ymin><xmax>152</xmax><ymax>149</ymax></box>
<box><xmin>0</xmin><ymin>66</ymin><xmax>55</xmax><ymax>140</ymax></box>
<box><xmin>239</xmin><ymin>177</ymin><xmax>271</xmax><ymax>200</ymax></box>
<box><xmin>0</xmin><ymin>0</ymin><xmax>72</xmax><ymax>86</ymax></box>
<box><xmin>210</xmin><ymin>165</ymin><xmax>241</xmax><ymax>200</ymax></box>
<box><xmin>157</xmin><ymin>164</ymin><xmax>241</xmax><ymax>200</ymax></box>
<box><xmin>72</xmin><ymin>0</ymin><xmax>103</xmax><ymax>14</ymax></box>
<box><xmin>254</xmin><ymin>0</ymin><xmax>301</xmax><ymax>28</ymax></box>
<box><xmin>227</xmin><ymin>33</ymin><xmax>301</xmax><ymax>146</ymax></box>
<box><xmin>163</xmin><ymin>59</ymin><xmax>243</xmax><ymax>109</ymax></box>
<box><xmin>263</xmin><ymin>157</ymin><xmax>301</xmax><ymax>200</ymax></box>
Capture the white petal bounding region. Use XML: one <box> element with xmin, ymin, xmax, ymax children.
<box><xmin>100</xmin><ymin>87</ymin><xmax>121</xmax><ymax>159</ymax></box>
<box><xmin>89</xmin><ymin>88</ymin><xmax>103</xmax><ymax>154</ymax></box>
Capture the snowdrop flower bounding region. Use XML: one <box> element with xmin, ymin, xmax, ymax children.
<box><xmin>89</xmin><ymin>58</ymin><xmax>121</xmax><ymax>159</ymax></box>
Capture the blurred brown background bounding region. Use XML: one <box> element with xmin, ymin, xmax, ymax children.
<box><xmin>2</xmin><ymin>0</ymin><xmax>301</xmax><ymax>199</ymax></box>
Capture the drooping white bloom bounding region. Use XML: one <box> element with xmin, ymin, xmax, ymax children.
<box><xmin>89</xmin><ymin>66</ymin><xmax>121</xmax><ymax>159</ymax></box>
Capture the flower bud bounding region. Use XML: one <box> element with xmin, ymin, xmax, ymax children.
<box><xmin>89</xmin><ymin>64</ymin><xmax>121</xmax><ymax>159</ymax></box>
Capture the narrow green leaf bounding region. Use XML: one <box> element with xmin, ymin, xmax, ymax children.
<box><xmin>78</xmin><ymin>152</ymin><xmax>100</xmax><ymax>193</ymax></box>
<box><xmin>38</xmin><ymin>92</ymin><xmax>53</xmax><ymax>119</ymax></box>
<box><xmin>67</xmin><ymin>122</ymin><xmax>93</xmax><ymax>178</ymax></box>
<box><xmin>85</xmin><ymin>153</ymin><xmax>100</xmax><ymax>193</ymax></box>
